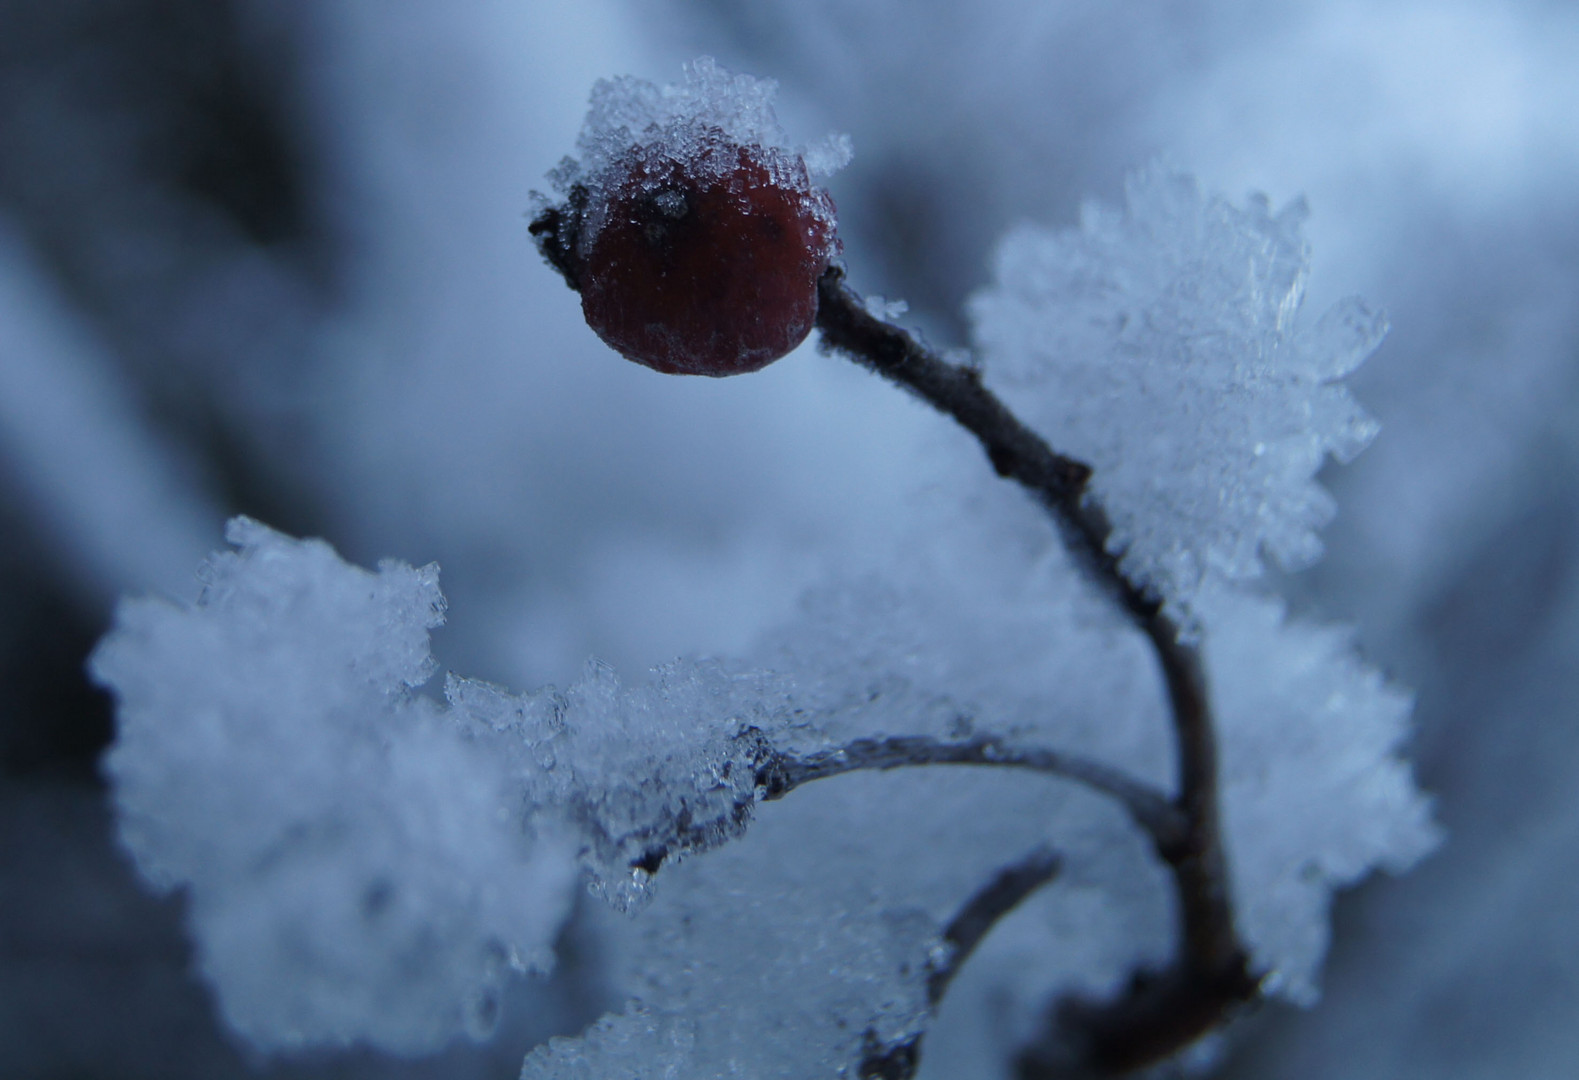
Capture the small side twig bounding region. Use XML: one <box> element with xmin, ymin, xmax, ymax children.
<box><xmin>860</xmin><ymin>845</ymin><xmax>1064</xmax><ymax>1080</ymax></box>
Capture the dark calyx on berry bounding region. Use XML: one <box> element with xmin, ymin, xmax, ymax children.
<box><xmin>573</xmin><ymin>129</ymin><xmax>838</xmax><ymax>376</ymax></box>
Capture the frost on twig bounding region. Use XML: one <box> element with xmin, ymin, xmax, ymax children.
<box><xmin>970</xmin><ymin>167</ymin><xmax>1388</xmax><ymax>626</ymax></box>
<box><xmin>816</xmin><ymin>259</ymin><xmax>1255</xmax><ymax>1071</ymax></box>
<box><xmin>445</xmin><ymin>662</ymin><xmax>785</xmax><ymax>912</ymax></box>
<box><xmin>93</xmin><ymin>503</ymin><xmax>1435</xmax><ymax>1075</ymax></box>
<box><xmin>809</xmin><ymin>165</ymin><xmax>1433</xmax><ymax>1072</ymax></box>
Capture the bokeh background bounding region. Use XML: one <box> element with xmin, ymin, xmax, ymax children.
<box><xmin>2</xmin><ymin>1</ymin><xmax>1576</xmax><ymax>1077</ymax></box>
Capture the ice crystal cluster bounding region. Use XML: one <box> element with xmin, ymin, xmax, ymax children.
<box><xmin>1200</xmin><ymin>585</ymin><xmax>1441</xmax><ymax>1003</ymax></box>
<box><xmin>444</xmin><ymin>659</ymin><xmax>783</xmax><ymax>912</ymax></box>
<box><xmin>542</xmin><ymin>55</ymin><xmax>849</xmax><ymax>234</ymax></box>
<box><xmin>91</xmin><ymin>519</ymin><xmax>790</xmax><ymax>1052</ymax></box>
<box><xmin>90</xmin><ymin>519</ymin><xmax>572</xmax><ymax>1052</ymax></box>
<box><xmin>92</xmin><ymin>123</ymin><xmax>1439</xmax><ymax>1074</ymax></box>
<box><xmin>971</xmin><ymin>168</ymin><xmax>1388</xmax><ymax>617</ymax></box>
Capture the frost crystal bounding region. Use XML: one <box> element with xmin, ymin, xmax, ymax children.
<box><xmin>91</xmin><ymin>519</ymin><xmax>798</xmax><ymax>1052</ymax></box>
<box><xmin>446</xmin><ymin>660</ymin><xmax>785</xmax><ymax>912</ymax></box>
<box><xmin>544</xmin><ymin>56</ymin><xmax>848</xmax><ymax>272</ymax></box>
<box><xmin>1204</xmin><ymin>585</ymin><xmax>1442</xmax><ymax>1003</ymax></box>
<box><xmin>557</xmin><ymin>56</ymin><xmax>852</xmax><ymax>193</ymax></box>
<box><xmin>91</xmin><ymin>519</ymin><xmax>574</xmax><ymax>1053</ymax></box>
<box><xmin>93</xmin><ymin>494</ymin><xmax>1438</xmax><ymax>1073</ymax></box>
<box><xmin>970</xmin><ymin>167</ymin><xmax>1386</xmax><ymax>615</ymax></box>
<box><xmin>520</xmin><ymin>1005</ymin><xmax>695</xmax><ymax>1080</ymax></box>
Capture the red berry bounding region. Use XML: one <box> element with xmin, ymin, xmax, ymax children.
<box><xmin>576</xmin><ymin>126</ymin><xmax>839</xmax><ymax>376</ymax></box>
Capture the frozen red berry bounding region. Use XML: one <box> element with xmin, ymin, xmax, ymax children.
<box><xmin>574</xmin><ymin>126</ymin><xmax>839</xmax><ymax>376</ymax></box>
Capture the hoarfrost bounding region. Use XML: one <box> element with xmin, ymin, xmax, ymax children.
<box><xmin>90</xmin><ymin>518</ymin><xmax>575</xmax><ymax>1053</ymax></box>
<box><xmin>554</xmin><ymin>56</ymin><xmax>852</xmax><ymax>193</ymax></box>
<box><xmin>520</xmin><ymin>1004</ymin><xmax>693</xmax><ymax>1080</ymax></box>
<box><xmin>531</xmin><ymin>487</ymin><xmax>1437</xmax><ymax>1078</ymax></box>
<box><xmin>541</xmin><ymin>57</ymin><xmax>848</xmax><ymax>266</ymax></box>
<box><xmin>91</xmin><ymin>470</ymin><xmax>1437</xmax><ymax>1068</ymax></box>
<box><xmin>91</xmin><ymin>518</ymin><xmax>803</xmax><ymax>1052</ymax></box>
<box><xmin>1204</xmin><ymin>585</ymin><xmax>1442</xmax><ymax>1003</ymax></box>
<box><xmin>970</xmin><ymin>167</ymin><xmax>1386</xmax><ymax>618</ymax></box>
<box><xmin>515</xmin><ymin>479</ymin><xmax>1432</xmax><ymax>1077</ymax></box>
<box><xmin>446</xmin><ymin>659</ymin><xmax>786</xmax><ymax>912</ymax></box>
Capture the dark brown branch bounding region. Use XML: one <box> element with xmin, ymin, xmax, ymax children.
<box><xmin>813</xmin><ymin>268</ymin><xmax>1091</xmax><ymax>515</ymax></box>
<box><xmin>930</xmin><ymin>844</ymin><xmax>1063</xmax><ymax>1007</ymax></box>
<box><xmin>860</xmin><ymin>846</ymin><xmax>1064</xmax><ymax>1080</ymax></box>
<box><xmin>814</xmin><ymin>267</ymin><xmax>1258</xmax><ymax>1075</ymax></box>
<box><xmin>762</xmin><ymin>734</ymin><xmax>1186</xmax><ymax>855</ymax></box>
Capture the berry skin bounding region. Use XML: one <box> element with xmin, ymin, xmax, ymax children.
<box><xmin>575</xmin><ymin>128</ymin><xmax>839</xmax><ymax>376</ymax></box>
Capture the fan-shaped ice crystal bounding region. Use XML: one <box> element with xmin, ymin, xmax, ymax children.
<box><xmin>969</xmin><ymin>167</ymin><xmax>1386</xmax><ymax>617</ymax></box>
<box><xmin>92</xmin><ymin>519</ymin><xmax>804</xmax><ymax>1053</ymax></box>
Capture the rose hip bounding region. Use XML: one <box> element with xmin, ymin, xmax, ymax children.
<box><xmin>576</xmin><ymin>128</ymin><xmax>838</xmax><ymax>376</ymax></box>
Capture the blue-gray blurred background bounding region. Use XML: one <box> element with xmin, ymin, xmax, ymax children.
<box><xmin>1</xmin><ymin>1</ymin><xmax>1575</xmax><ymax>1077</ymax></box>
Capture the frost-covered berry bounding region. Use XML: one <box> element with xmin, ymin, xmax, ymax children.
<box><xmin>575</xmin><ymin>125</ymin><xmax>839</xmax><ymax>376</ymax></box>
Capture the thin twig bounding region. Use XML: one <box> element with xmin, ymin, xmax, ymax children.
<box><xmin>859</xmin><ymin>846</ymin><xmax>1064</xmax><ymax>1080</ymax></box>
<box><xmin>814</xmin><ymin>266</ymin><xmax>1258</xmax><ymax>1075</ymax></box>
<box><xmin>931</xmin><ymin>845</ymin><xmax>1064</xmax><ymax>1005</ymax></box>
<box><xmin>761</xmin><ymin>734</ymin><xmax>1186</xmax><ymax>855</ymax></box>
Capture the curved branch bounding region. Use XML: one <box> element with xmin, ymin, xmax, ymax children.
<box><xmin>762</xmin><ymin>734</ymin><xmax>1186</xmax><ymax>855</ymax></box>
<box><xmin>814</xmin><ymin>267</ymin><xmax>1257</xmax><ymax>1074</ymax></box>
<box><xmin>860</xmin><ymin>845</ymin><xmax>1064</xmax><ymax>1080</ymax></box>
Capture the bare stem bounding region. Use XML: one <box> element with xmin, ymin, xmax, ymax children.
<box><xmin>761</xmin><ymin>734</ymin><xmax>1186</xmax><ymax>855</ymax></box>
<box><xmin>813</xmin><ymin>267</ymin><xmax>1258</xmax><ymax>1075</ymax></box>
<box><xmin>859</xmin><ymin>846</ymin><xmax>1064</xmax><ymax>1080</ymax></box>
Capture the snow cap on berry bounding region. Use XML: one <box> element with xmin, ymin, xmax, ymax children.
<box><xmin>551</xmin><ymin>57</ymin><xmax>851</xmax><ymax>199</ymax></box>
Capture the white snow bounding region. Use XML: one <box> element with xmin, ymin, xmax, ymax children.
<box><xmin>555</xmin><ymin>55</ymin><xmax>852</xmax><ymax>194</ymax></box>
<box><xmin>91</xmin><ymin>519</ymin><xmax>574</xmax><ymax>1053</ymax></box>
<box><xmin>543</xmin><ymin>56</ymin><xmax>848</xmax><ymax>265</ymax></box>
